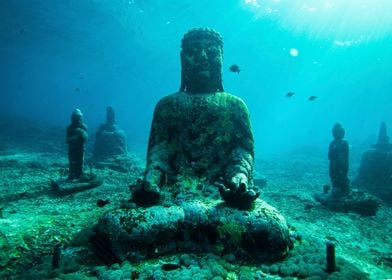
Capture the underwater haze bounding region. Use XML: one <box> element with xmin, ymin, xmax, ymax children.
<box><xmin>1</xmin><ymin>0</ymin><xmax>392</xmax><ymax>157</ymax></box>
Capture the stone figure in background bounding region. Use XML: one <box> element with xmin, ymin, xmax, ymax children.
<box><xmin>356</xmin><ymin>121</ymin><xmax>392</xmax><ymax>203</ymax></box>
<box><xmin>135</xmin><ymin>27</ymin><xmax>259</xmax><ymax>209</ymax></box>
<box><xmin>92</xmin><ymin>28</ymin><xmax>291</xmax><ymax>263</ymax></box>
<box><xmin>66</xmin><ymin>108</ymin><xmax>88</xmax><ymax>180</ymax></box>
<box><xmin>51</xmin><ymin>109</ymin><xmax>102</xmax><ymax>195</ymax></box>
<box><xmin>328</xmin><ymin>123</ymin><xmax>350</xmax><ymax>196</ymax></box>
<box><xmin>93</xmin><ymin>106</ymin><xmax>127</xmax><ymax>161</ymax></box>
<box><xmin>92</xmin><ymin>106</ymin><xmax>142</xmax><ymax>174</ymax></box>
<box><xmin>314</xmin><ymin>123</ymin><xmax>380</xmax><ymax>216</ymax></box>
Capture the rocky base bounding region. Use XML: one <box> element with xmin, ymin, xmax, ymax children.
<box><xmin>314</xmin><ymin>189</ymin><xmax>381</xmax><ymax>216</ymax></box>
<box><xmin>51</xmin><ymin>174</ymin><xmax>103</xmax><ymax>195</ymax></box>
<box><xmin>92</xmin><ymin>199</ymin><xmax>292</xmax><ymax>263</ymax></box>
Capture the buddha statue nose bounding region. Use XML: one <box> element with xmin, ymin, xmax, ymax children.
<box><xmin>199</xmin><ymin>49</ymin><xmax>208</xmax><ymax>59</ymax></box>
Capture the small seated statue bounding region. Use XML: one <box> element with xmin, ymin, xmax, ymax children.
<box><xmin>51</xmin><ymin>109</ymin><xmax>102</xmax><ymax>194</ymax></box>
<box><xmin>355</xmin><ymin>121</ymin><xmax>392</xmax><ymax>203</ymax></box>
<box><xmin>92</xmin><ymin>106</ymin><xmax>142</xmax><ymax>173</ymax></box>
<box><xmin>93</xmin><ymin>106</ymin><xmax>127</xmax><ymax>161</ymax></box>
<box><xmin>93</xmin><ymin>28</ymin><xmax>291</xmax><ymax>262</ymax></box>
<box><xmin>315</xmin><ymin>123</ymin><xmax>380</xmax><ymax>216</ymax></box>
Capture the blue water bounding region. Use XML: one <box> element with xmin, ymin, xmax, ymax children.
<box><xmin>1</xmin><ymin>0</ymin><xmax>391</xmax><ymax>156</ymax></box>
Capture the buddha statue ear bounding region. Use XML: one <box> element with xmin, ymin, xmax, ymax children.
<box><xmin>179</xmin><ymin>51</ymin><xmax>186</xmax><ymax>92</ymax></box>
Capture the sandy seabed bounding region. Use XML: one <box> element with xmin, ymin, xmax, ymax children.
<box><xmin>0</xmin><ymin>124</ymin><xmax>391</xmax><ymax>279</ymax></box>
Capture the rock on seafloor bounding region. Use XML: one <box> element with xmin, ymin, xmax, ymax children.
<box><xmin>92</xmin><ymin>199</ymin><xmax>291</xmax><ymax>262</ymax></box>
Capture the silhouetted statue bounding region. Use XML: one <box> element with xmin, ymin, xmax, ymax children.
<box><xmin>93</xmin><ymin>106</ymin><xmax>127</xmax><ymax>161</ymax></box>
<box><xmin>50</xmin><ymin>109</ymin><xmax>102</xmax><ymax>194</ymax></box>
<box><xmin>66</xmin><ymin>109</ymin><xmax>88</xmax><ymax>180</ymax></box>
<box><xmin>315</xmin><ymin>122</ymin><xmax>380</xmax><ymax>216</ymax></box>
<box><xmin>356</xmin><ymin>121</ymin><xmax>392</xmax><ymax>203</ymax></box>
<box><xmin>135</xmin><ymin>27</ymin><xmax>258</xmax><ymax>209</ymax></box>
<box><xmin>328</xmin><ymin>123</ymin><xmax>350</xmax><ymax>196</ymax></box>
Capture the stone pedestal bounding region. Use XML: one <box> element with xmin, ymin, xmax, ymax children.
<box><xmin>314</xmin><ymin>190</ymin><xmax>380</xmax><ymax>216</ymax></box>
<box><xmin>92</xmin><ymin>200</ymin><xmax>291</xmax><ymax>262</ymax></box>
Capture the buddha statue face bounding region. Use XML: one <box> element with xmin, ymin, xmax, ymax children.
<box><xmin>71</xmin><ymin>109</ymin><xmax>83</xmax><ymax>125</ymax></box>
<box><xmin>332</xmin><ymin>123</ymin><xmax>345</xmax><ymax>140</ymax></box>
<box><xmin>180</xmin><ymin>28</ymin><xmax>224</xmax><ymax>93</ymax></box>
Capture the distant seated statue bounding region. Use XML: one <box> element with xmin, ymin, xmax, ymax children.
<box><xmin>135</xmin><ymin>27</ymin><xmax>259</xmax><ymax>209</ymax></box>
<box><xmin>328</xmin><ymin>123</ymin><xmax>350</xmax><ymax>196</ymax></box>
<box><xmin>66</xmin><ymin>109</ymin><xmax>88</xmax><ymax>180</ymax></box>
<box><xmin>356</xmin><ymin>121</ymin><xmax>392</xmax><ymax>203</ymax></box>
<box><xmin>93</xmin><ymin>106</ymin><xmax>127</xmax><ymax>162</ymax></box>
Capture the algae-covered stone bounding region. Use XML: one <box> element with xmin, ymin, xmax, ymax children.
<box><xmin>93</xmin><ymin>200</ymin><xmax>291</xmax><ymax>262</ymax></box>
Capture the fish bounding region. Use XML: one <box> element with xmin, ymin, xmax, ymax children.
<box><xmin>286</xmin><ymin>92</ymin><xmax>295</xmax><ymax>97</ymax></box>
<box><xmin>75</xmin><ymin>87</ymin><xmax>80</xmax><ymax>92</ymax></box>
<box><xmin>308</xmin><ymin>96</ymin><xmax>317</xmax><ymax>101</ymax></box>
<box><xmin>229</xmin><ymin>64</ymin><xmax>240</xmax><ymax>73</ymax></box>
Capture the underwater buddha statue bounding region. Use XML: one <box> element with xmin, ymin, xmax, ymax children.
<box><xmin>135</xmin><ymin>27</ymin><xmax>259</xmax><ymax>209</ymax></box>
<box><xmin>93</xmin><ymin>28</ymin><xmax>291</xmax><ymax>262</ymax></box>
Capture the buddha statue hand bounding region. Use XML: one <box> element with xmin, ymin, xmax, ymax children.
<box><xmin>132</xmin><ymin>168</ymin><xmax>166</xmax><ymax>206</ymax></box>
<box><xmin>218</xmin><ymin>173</ymin><xmax>260</xmax><ymax>210</ymax></box>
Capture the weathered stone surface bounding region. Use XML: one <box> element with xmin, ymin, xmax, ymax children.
<box><xmin>93</xmin><ymin>200</ymin><xmax>291</xmax><ymax>261</ymax></box>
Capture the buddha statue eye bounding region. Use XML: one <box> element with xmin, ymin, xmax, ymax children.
<box><xmin>188</xmin><ymin>47</ymin><xmax>199</xmax><ymax>54</ymax></box>
<box><xmin>206</xmin><ymin>47</ymin><xmax>219</xmax><ymax>55</ymax></box>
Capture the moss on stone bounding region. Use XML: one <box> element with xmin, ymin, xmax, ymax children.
<box><xmin>217</xmin><ymin>221</ymin><xmax>245</xmax><ymax>248</ymax></box>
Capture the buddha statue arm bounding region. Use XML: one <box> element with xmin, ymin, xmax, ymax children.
<box><xmin>218</xmin><ymin>98</ymin><xmax>258</xmax><ymax>209</ymax></box>
<box><xmin>143</xmin><ymin>99</ymin><xmax>171</xmax><ymax>191</ymax></box>
<box><xmin>225</xmin><ymin>98</ymin><xmax>254</xmax><ymax>185</ymax></box>
<box><xmin>225</xmin><ymin>147</ymin><xmax>254</xmax><ymax>187</ymax></box>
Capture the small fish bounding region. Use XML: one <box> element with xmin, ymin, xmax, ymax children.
<box><xmin>229</xmin><ymin>64</ymin><xmax>241</xmax><ymax>73</ymax></box>
<box><xmin>161</xmin><ymin>263</ymin><xmax>181</xmax><ymax>271</ymax></box>
<box><xmin>286</xmin><ymin>92</ymin><xmax>295</xmax><ymax>97</ymax></box>
<box><xmin>96</xmin><ymin>199</ymin><xmax>109</xmax><ymax>207</ymax></box>
<box><xmin>75</xmin><ymin>87</ymin><xmax>80</xmax><ymax>92</ymax></box>
<box><xmin>308</xmin><ymin>96</ymin><xmax>317</xmax><ymax>101</ymax></box>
